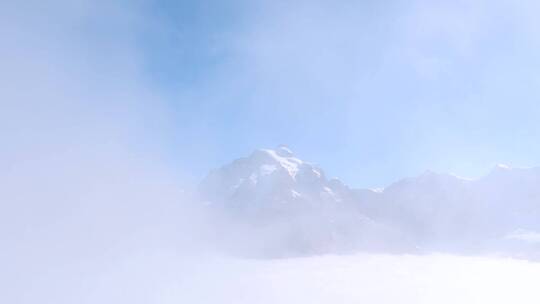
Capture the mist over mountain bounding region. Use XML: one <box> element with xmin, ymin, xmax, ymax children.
<box><xmin>199</xmin><ymin>146</ymin><xmax>540</xmax><ymax>258</ymax></box>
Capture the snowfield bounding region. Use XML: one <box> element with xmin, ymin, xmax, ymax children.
<box><xmin>45</xmin><ymin>252</ymin><xmax>536</xmax><ymax>304</ymax></box>
<box><xmin>16</xmin><ymin>250</ymin><xmax>540</xmax><ymax>303</ymax></box>
<box><xmin>163</xmin><ymin>254</ymin><xmax>540</xmax><ymax>304</ymax></box>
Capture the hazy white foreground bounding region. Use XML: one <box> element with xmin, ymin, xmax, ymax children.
<box><xmin>61</xmin><ymin>253</ymin><xmax>538</xmax><ymax>304</ymax></box>
<box><xmin>168</xmin><ymin>254</ymin><xmax>539</xmax><ymax>304</ymax></box>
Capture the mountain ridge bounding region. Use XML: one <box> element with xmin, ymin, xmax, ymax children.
<box><xmin>198</xmin><ymin>146</ymin><xmax>540</xmax><ymax>257</ymax></box>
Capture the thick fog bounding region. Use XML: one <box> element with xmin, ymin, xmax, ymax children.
<box><xmin>1</xmin><ymin>1</ymin><xmax>208</xmax><ymax>302</ymax></box>
<box><xmin>2</xmin><ymin>0</ymin><xmax>540</xmax><ymax>303</ymax></box>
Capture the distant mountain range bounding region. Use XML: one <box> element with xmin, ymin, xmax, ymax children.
<box><xmin>199</xmin><ymin>146</ymin><xmax>540</xmax><ymax>257</ymax></box>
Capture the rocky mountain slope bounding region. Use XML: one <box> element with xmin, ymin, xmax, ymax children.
<box><xmin>199</xmin><ymin>146</ymin><xmax>540</xmax><ymax>256</ymax></box>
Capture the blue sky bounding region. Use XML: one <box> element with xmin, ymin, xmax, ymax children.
<box><xmin>130</xmin><ymin>0</ymin><xmax>540</xmax><ymax>188</ymax></box>
<box><xmin>5</xmin><ymin>0</ymin><xmax>540</xmax><ymax>188</ymax></box>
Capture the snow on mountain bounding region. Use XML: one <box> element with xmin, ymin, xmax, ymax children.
<box><xmin>199</xmin><ymin>145</ymin><xmax>355</xmax><ymax>215</ymax></box>
<box><xmin>199</xmin><ymin>146</ymin><xmax>398</xmax><ymax>256</ymax></box>
<box><xmin>356</xmin><ymin>164</ymin><xmax>540</xmax><ymax>254</ymax></box>
<box><xmin>200</xmin><ymin>148</ymin><xmax>540</xmax><ymax>257</ymax></box>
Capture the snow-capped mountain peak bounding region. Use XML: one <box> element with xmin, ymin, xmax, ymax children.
<box><xmin>250</xmin><ymin>147</ymin><xmax>304</xmax><ymax>179</ymax></box>
<box><xmin>275</xmin><ymin>144</ymin><xmax>294</xmax><ymax>157</ymax></box>
<box><xmin>199</xmin><ymin>148</ymin><xmax>540</xmax><ymax>256</ymax></box>
<box><xmin>199</xmin><ymin>146</ymin><xmax>351</xmax><ymax>214</ymax></box>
